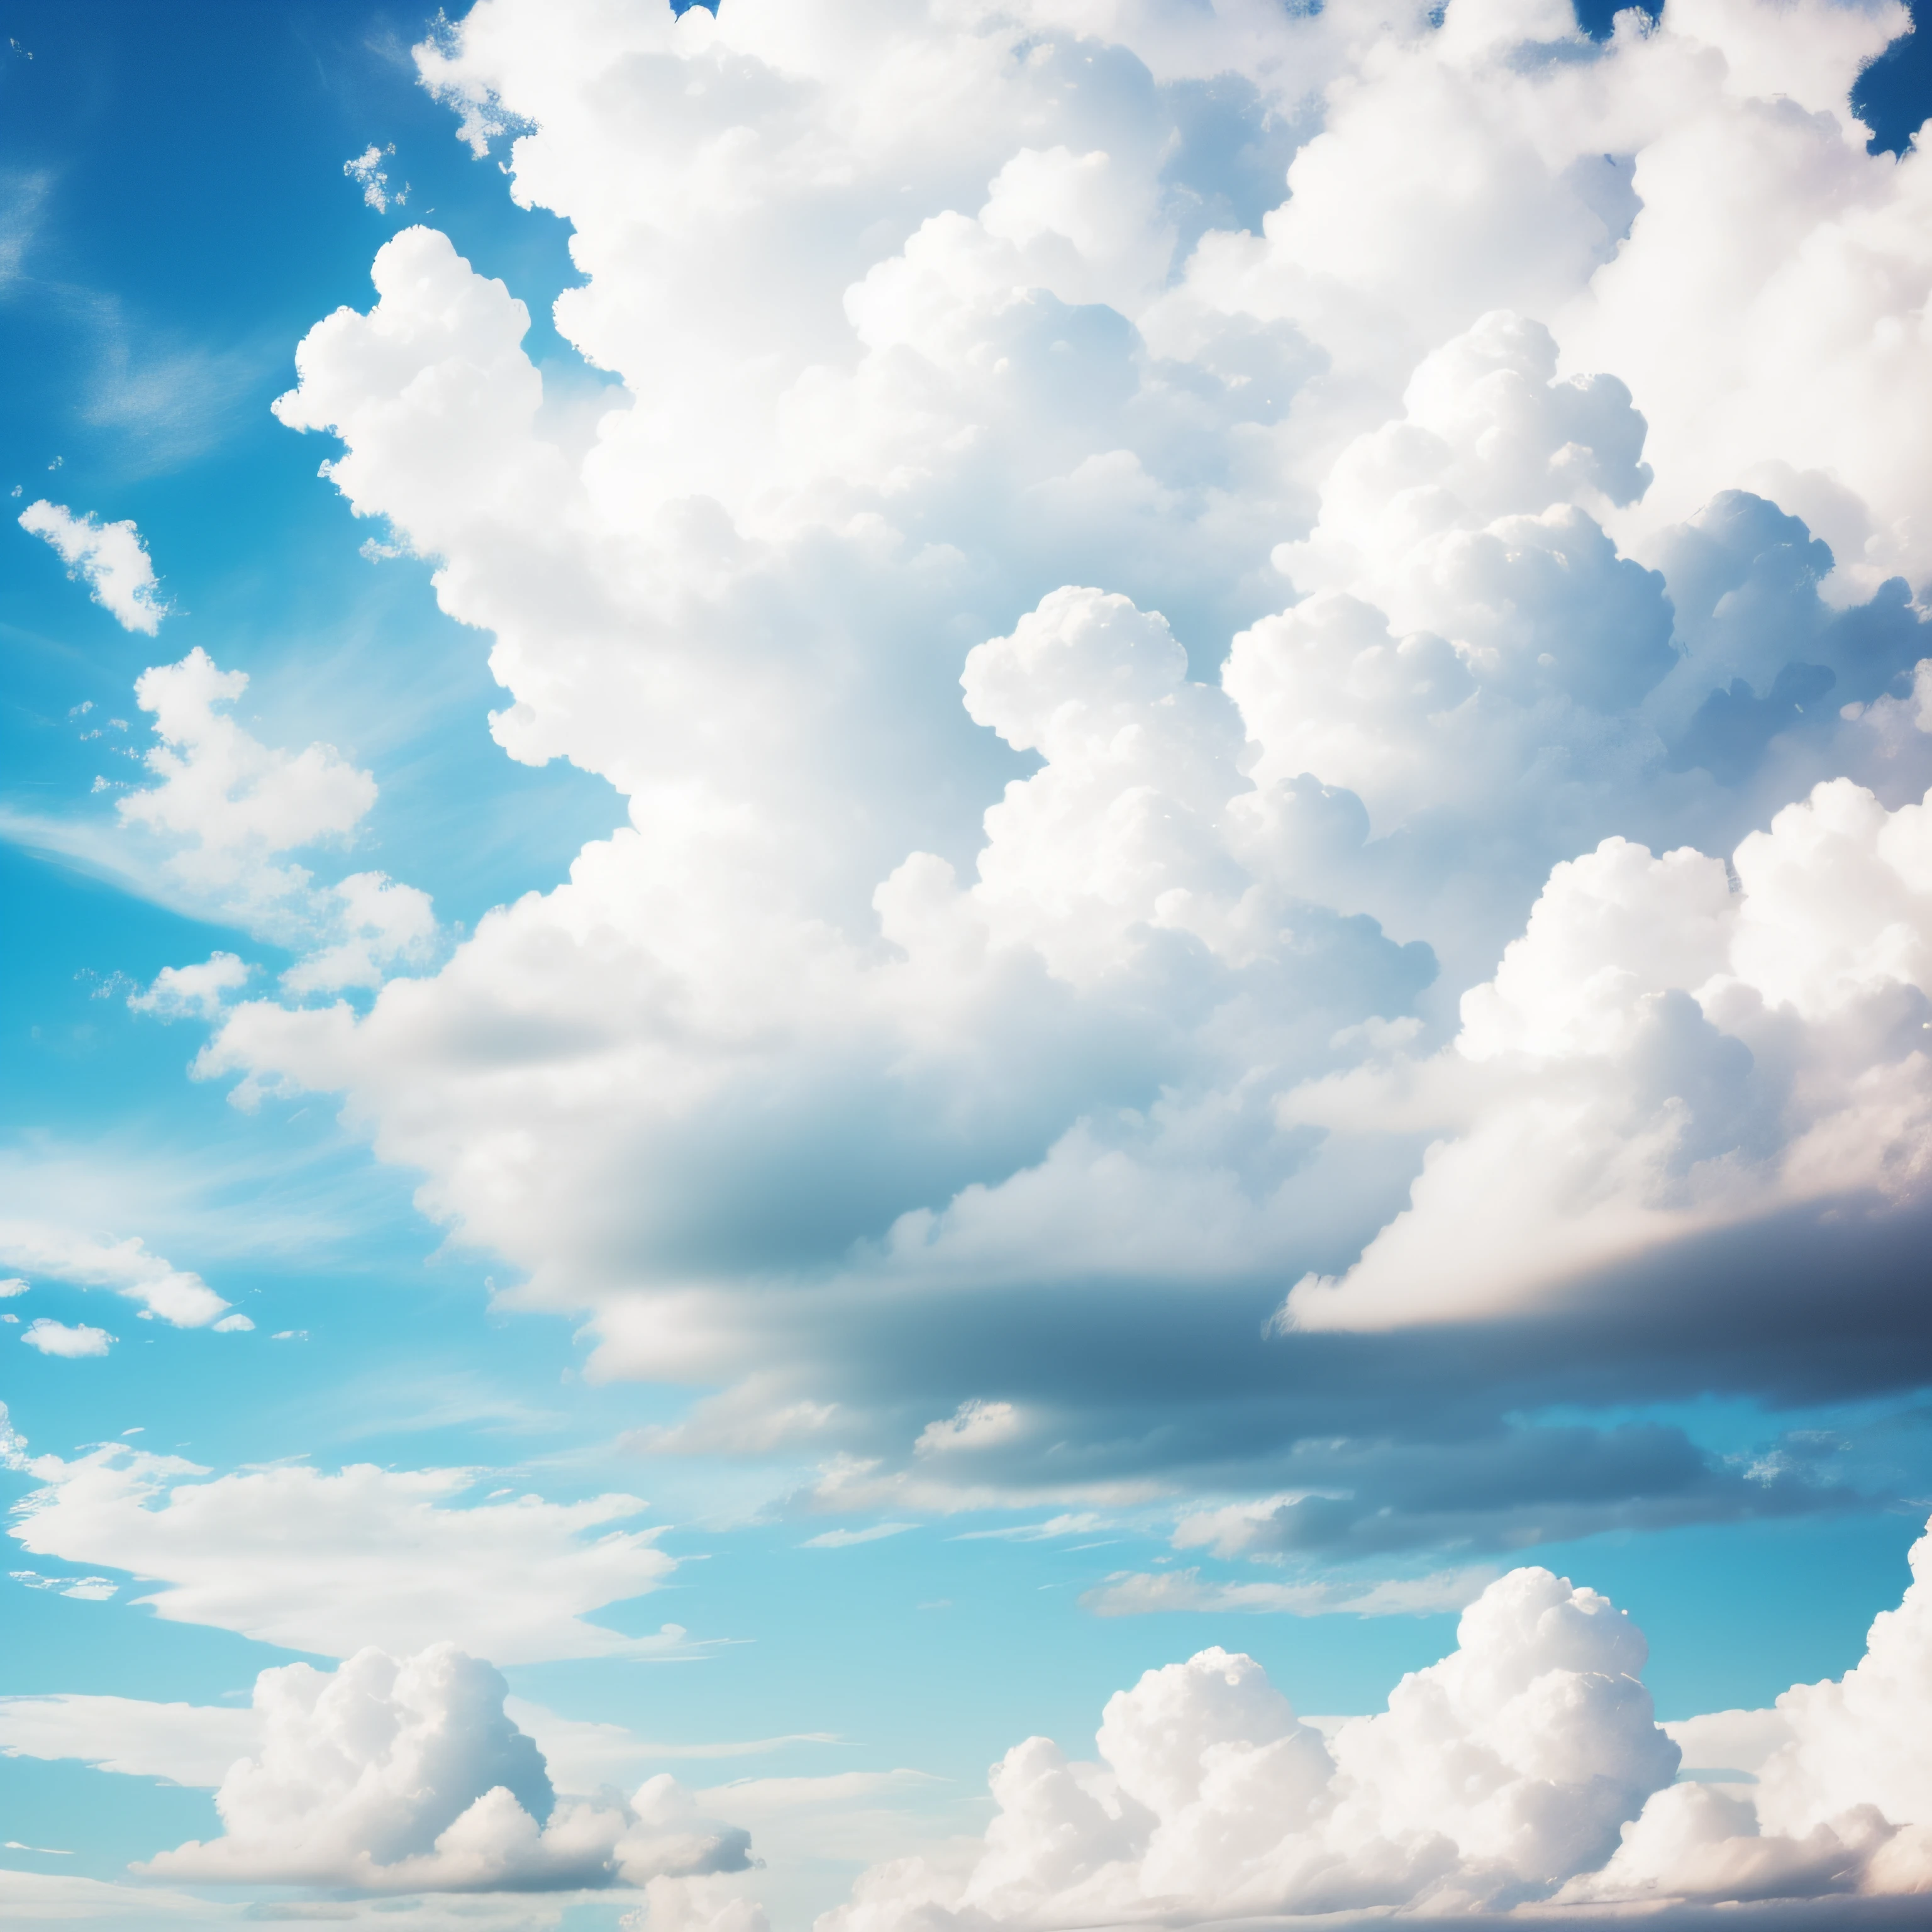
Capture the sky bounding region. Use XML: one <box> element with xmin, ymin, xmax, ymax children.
<box><xmin>4</xmin><ymin>0</ymin><xmax>1932</xmax><ymax>1925</ymax></box>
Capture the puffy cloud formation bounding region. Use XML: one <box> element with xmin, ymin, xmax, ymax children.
<box><xmin>141</xmin><ymin>1644</ymin><xmax>752</xmax><ymax>1892</ymax></box>
<box><xmin>0</xmin><ymin>1218</ymin><xmax>235</xmax><ymax>1327</ymax></box>
<box><xmin>118</xmin><ymin>647</ymin><xmax>377</xmax><ymax>917</ymax></box>
<box><xmin>179</xmin><ymin>0</ymin><xmax>1932</xmax><ymax>1558</ymax></box>
<box><xmin>826</xmin><ymin>1565</ymin><xmax>1679</xmax><ymax>1923</ymax></box>
<box><xmin>101</xmin><ymin>645</ymin><xmax>439</xmax><ymax>1007</ymax></box>
<box><xmin>1566</xmin><ymin>1514</ymin><xmax>1932</xmax><ymax>1905</ymax></box>
<box><xmin>19</xmin><ymin>1318</ymin><xmax>112</xmax><ymax>1358</ymax></box>
<box><xmin>127</xmin><ymin>950</ymin><xmax>250</xmax><ymax>1021</ymax></box>
<box><xmin>18</xmin><ymin>499</ymin><xmax>165</xmax><ymax>633</ymax></box>
<box><xmin>8</xmin><ymin>1446</ymin><xmax>678</xmax><ymax>1662</ymax></box>
<box><xmin>1283</xmin><ymin>775</ymin><xmax>1932</xmax><ymax>1330</ymax></box>
<box><xmin>831</xmin><ymin>1523</ymin><xmax>1932</xmax><ymax>1924</ymax></box>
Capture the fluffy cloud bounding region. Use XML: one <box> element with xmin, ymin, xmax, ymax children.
<box><xmin>18</xmin><ymin>499</ymin><xmax>165</xmax><ymax>633</ymax></box>
<box><xmin>99</xmin><ymin>647</ymin><xmax>440</xmax><ymax>1006</ymax></box>
<box><xmin>1564</xmin><ymin>1514</ymin><xmax>1932</xmax><ymax>1905</ymax></box>
<box><xmin>830</xmin><ymin>1518</ymin><xmax>1932</xmax><ymax>1924</ymax></box>
<box><xmin>117</xmin><ymin>648</ymin><xmax>377</xmax><ymax>917</ymax></box>
<box><xmin>19</xmin><ymin>1319</ymin><xmax>112</xmax><ymax>1358</ymax></box>
<box><xmin>127</xmin><ymin>950</ymin><xmax>250</xmax><ymax>1021</ymax></box>
<box><xmin>140</xmin><ymin>1644</ymin><xmax>751</xmax><ymax>1892</ymax></box>
<box><xmin>1283</xmin><ymin>775</ymin><xmax>1932</xmax><ymax>1331</ymax></box>
<box><xmin>826</xmin><ymin>1565</ymin><xmax>1680</xmax><ymax>1924</ymax></box>
<box><xmin>160</xmin><ymin>0</ymin><xmax>1932</xmax><ymax>1555</ymax></box>
<box><xmin>8</xmin><ymin>1446</ymin><xmax>679</xmax><ymax>1663</ymax></box>
<box><xmin>0</xmin><ymin>1218</ymin><xmax>235</xmax><ymax>1328</ymax></box>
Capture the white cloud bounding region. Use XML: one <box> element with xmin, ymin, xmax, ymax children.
<box><xmin>279</xmin><ymin>870</ymin><xmax>436</xmax><ymax>994</ymax></box>
<box><xmin>503</xmin><ymin>1701</ymin><xmax>841</xmax><ymax>1794</ymax></box>
<box><xmin>1282</xmin><ymin>777</ymin><xmax>1932</xmax><ymax>1331</ymax></box>
<box><xmin>345</xmin><ymin>144</ymin><xmax>404</xmax><ymax>214</ymax></box>
<box><xmin>825</xmin><ymin>1564</ymin><xmax>1679</xmax><ymax>1924</ymax></box>
<box><xmin>18</xmin><ymin>500</ymin><xmax>165</xmax><ymax>633</ymax></box>
<box><xmin>914</xmin><ymin>1401</ymin><xmax>1022</xmax><ymax>1456</ymax></box>
<box><xmin>19</xmin><ymin>1320</ymin><xmax>112</xmax><ymax>1359</ymax></box>
<box><xmin>169</xmin><ymin>0</ymin><xmax>1932</xmax><ymax>1547</ymax></box>
<box><xmin>827</xmin><ymin>1513</ymin><xmax>1932</xmax><ymax>1921</ymax></box>
<box><xmin>799</xmin><ymin>1524</ymin><xmax>919</xmax><ymax>1550</ymax></box>
<box><xmin>1563</xmin><ymin>1513</ymin><xmax>1932</xmax><ymax>1902</ymax></box>
<box><xmin>0</xmin><ymin>1692</ymin><xmax>257</xmax><ymax>1787</ymax></box>
<box><xmin>0</xmin><ymin>1219</ymin><xmax>233</xmax><ymax>1328</ymax></box>
<box><xmin>1079</xmin><ymin>1563</ymin><xmax>1497</xmax><ymax>1618</ymax></box>
<box><xmin>0</xmin><ymin>1867</ymin><xmax>226</xmax><ymax>1922</ymax></box>
<box><xmin>8</xmin><ymin>1448</ymin><xmax>679</xmax><ymax>1663</ymax></box>
<box><xmin>140</xmin><ymin>1644</ymin><xmax>751</xmax><ymax>1893</ymax></box>
<box><xmin>128</xmin><ymin>951</ymin><xmax>249</xmax><ymax>1021</ymax></box>
<box><xmin>117</xmin><ymin>648</ymin><xmax>377</xmax><ymax>918</ymax></box>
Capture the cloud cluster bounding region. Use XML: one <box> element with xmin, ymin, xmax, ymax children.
<box><xmin>18</xmin><ymin>499</ymin><xmax>165</xmax><ymax>633</ymax></box>
<box><xmin>139</xmin><ymin>1644</ymin><xmax>750</xmax><ymax>1893</ymax></box>
<box><xmin>128</xmin><ymin>0</ymin><xmax>1932</xmax><ymax>1560</ymax></box>
<box><xmin>829</xmin><ymin>1521</ymin><xmax>1932</xmax><ymax>1925</ymax></box>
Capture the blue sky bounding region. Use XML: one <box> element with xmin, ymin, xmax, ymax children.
<box><xmin>7</xmin><ymin>0</ymin><xmax>1932</xmax><ymax>1925</ymax></box>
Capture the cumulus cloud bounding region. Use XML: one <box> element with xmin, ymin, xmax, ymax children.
<box><xmin>0</xmin><ymin>1218</ymin><xmax>235</xmax><ymax>1328</ymax></box>
<box><xmin>825</xmin><ymin>1565</ymin><xmax>1680</xmax><ymax>1924</ymax></box>
<box><xmin>19</xmin><ymin>1319</ymin><xmax>112</xmax><ymax>1358</ymax></box>
<box><xmin>158</xmin><ymin>0</ymin><xmax>1932</xmax><ymax>1561</ymax></box>
<box><xmin>829</xmin><ymin>1518</ymin><xmax>1932</xmax><ymax>1924</ymax></box>
<box><xmin>140</xmin><ymin>1644</ymin><xmax>750</xmax><ymax>1892</ymax></box>
<box><xmin>1282</xmin><ymin>776</ymin><xmax>1932</xmax><ymax>1331</ymax></box>
<box><xmin>1564</xmin><ymin>1513</ymin><xmax>1932</xmax><ymax>1905</ymax></box>
<box><xmin>18</xmin><ymin>499</ymin><xmax>165</xmax><ymax>633</ymax></box>
<box><xmin>8</xmin><ymin>1446</ymin><xmax>680</xmax><ymax>1663</ymax></box>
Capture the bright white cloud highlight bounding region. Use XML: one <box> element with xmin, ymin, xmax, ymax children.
<box><xmin>18</xmin><ymin>499</ymin><xmax>165</xmax><ymax>633</ymax></box>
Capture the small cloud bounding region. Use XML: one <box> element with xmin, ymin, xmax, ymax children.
<box><xmin>800</xmin><ymin>1523</ymin><xmax>920</xmax><ymax>1549</ymax></box>
<box><xmin>270</xmin><ymin>1330</ymin><xmax>309</xmax><ymax>1342</ymax></box>
<box><xmin>21</xmin><ymin>1318</ymin><xmax>113</xmax><ymax>1358</ymax></box>
<box><xmin>18</xmin><ymin>501</ymin><xmax>165</xmax><ymax>633</ymax></box>
<box><xmin>952</xmin><ymin>1512</ymin><xmax>1108</xmax><ymax>1542</ymax></box>
<box><xmin>1079</xmin><ymin>1564</ymin><xmax>1497</xmax><ymax>1619</ymax></box>
<box><xmin>212</xmin><ymin>1313</ymin><xmax>255</xmax><ymax>1333</ymax></box>
<box><xmin>914</xmin><ymin>1399</ymin><xmax>1023</xmax><ymax>1456</ymax></box>
<box><xmin>129</xmin><ymin>952</ymin><xmax>250</xmax><ymax>1022</ymax></box>
<box><xmin>0</xmin><ymin>1278</ymin><xmax>26</xmax><ymax>1298</ymax></box>
<box><xmin>345</xmin><ymin>143</ymin><xmax>406</xmax><ymax>214</ymax></box>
